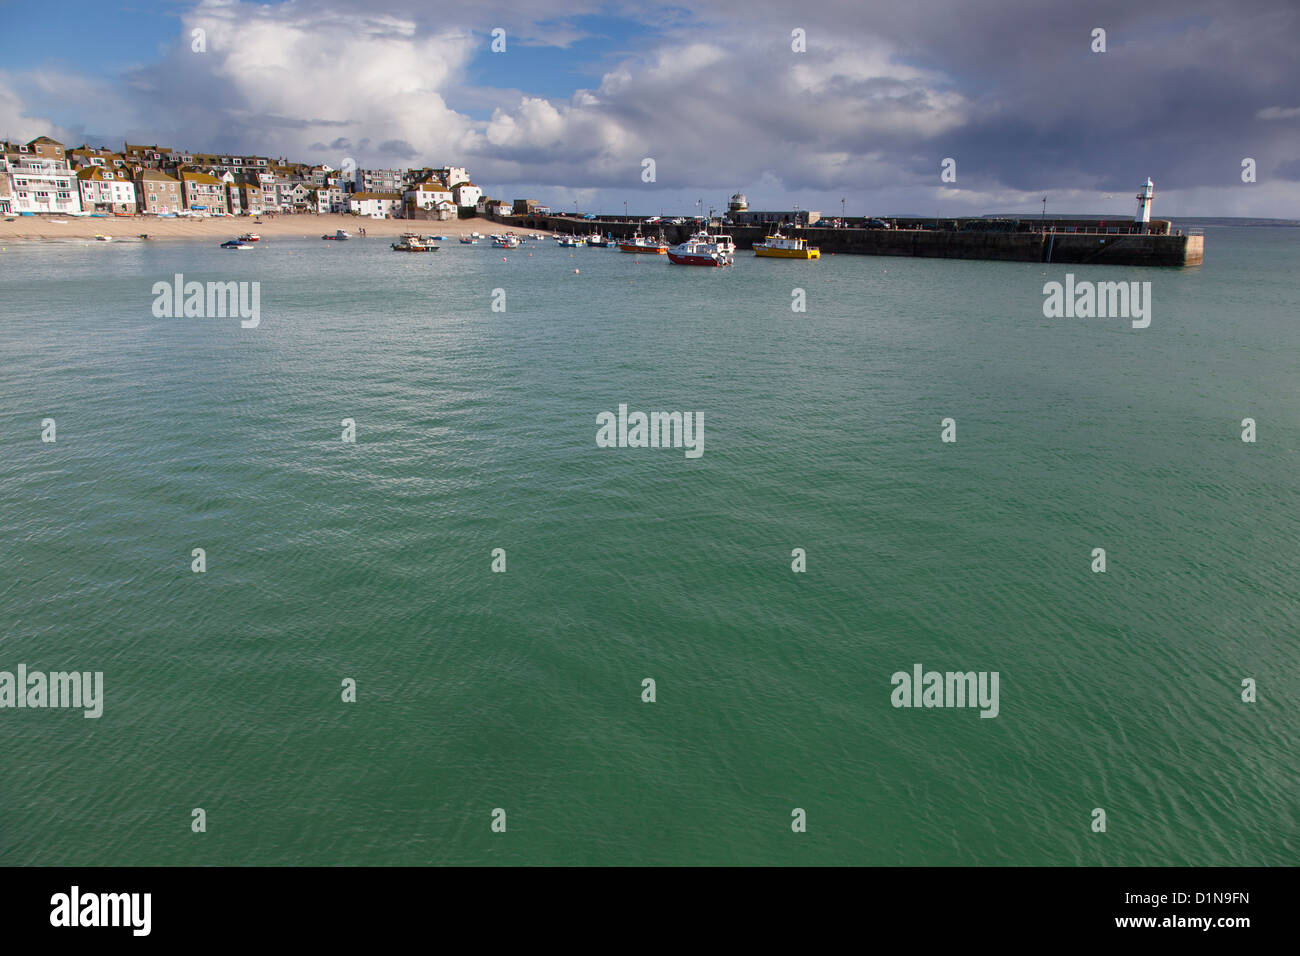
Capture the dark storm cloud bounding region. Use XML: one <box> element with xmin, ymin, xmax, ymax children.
<box><xmin>687</xmin><ymin>0</ymin><xmax>1300</xmax><ymax>193</ymax></box>
<box><xmin>378</xmin><ymin>139</ymin><xmax>418</xmax><ymax>158</ymax></box>
<box><xmin>1274</xmin><ymin>159</ymin><xmax>1300</xmax><ymax>181</ymax></box>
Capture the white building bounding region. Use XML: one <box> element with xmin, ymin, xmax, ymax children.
<box><xmin>404</xmin><ymin>180</ymin><xmax>453</xmax><ymax>212</ymax></box>
<box><xmin>452</xmin><ymin>181</ymin><xmax>482</xmax><ymax>209</ymax></box>
<box><xmin>76</xmin><ymin>166</ymin><xmax>136</xmax><ymax>213</ymax></box>
<box><xmin>348</xmin><ymin>191</ymin><xmax>401</xmax><ymax>218</ymax></box>
<box><xmin>2</xmin><ymin>137</ymin><xmax>81</xmax><ymax>214</ymax></box>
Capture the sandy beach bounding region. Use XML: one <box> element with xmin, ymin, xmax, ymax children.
<box><xmin>0</xmin><ymin>213</ymin><xmax>550</xmax><ymax>243</ymax></box>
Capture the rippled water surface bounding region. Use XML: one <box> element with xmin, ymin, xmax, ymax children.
<box><xmin>1</xmin><ymin>227</ymin><xmax>1296</xmax><ymax>864</ymax></box>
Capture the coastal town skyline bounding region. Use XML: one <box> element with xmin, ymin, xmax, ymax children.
<box><xmin>4</xmin><ymin>0</ymin><xmax>1299</xmax><ymax>219</ymax></box>
<box><xmin>1</xmin><ymin>134</ymin><xmax>541</xmax><ymax>220</ymax></box>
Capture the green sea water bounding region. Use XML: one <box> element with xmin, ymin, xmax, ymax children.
<box><xmin>1</xmin><ymin>227</ymin><xmax>1296</xmax><ymax>865</ymax></box>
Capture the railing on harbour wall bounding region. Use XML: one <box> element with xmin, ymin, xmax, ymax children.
<box><xmin>487</xmin><ymin>212</ymin><xmax>1202</xmax><ymax>266</ymax></box>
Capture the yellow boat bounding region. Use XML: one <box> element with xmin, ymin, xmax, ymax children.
<box><xmin>753</xmin><ymin>234</ymin><xmax>820</xmax><ymax>259</ymax></box>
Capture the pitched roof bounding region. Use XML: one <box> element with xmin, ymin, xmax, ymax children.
<box><xmin>76</xmin><ymin>167</ymin><xmax>128</xmax><ymax>181</ymax></box>
<box><xmin>137</xmin><ymin>169</ymin><xmax>179</xmax><ymax>183</ymax></box>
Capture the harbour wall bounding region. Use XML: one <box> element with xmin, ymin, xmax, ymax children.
<box><xmin>495</xmin><ymin>214</ymin><xmax>1204</xmax><ymax>267</ymax></box>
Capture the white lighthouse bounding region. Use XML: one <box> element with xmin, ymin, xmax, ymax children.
<box><xmin>1135</xmin><ymin>177</ymin><xmax>1154</xmax><ymax>229</ymax></box>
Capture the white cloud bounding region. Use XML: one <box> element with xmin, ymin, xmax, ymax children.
<box><xmin>125</xmin><ymin>0</ymin><xmax>481</xmax><ymax>164</ymax></box>
<box><xmin>4</xmin><ymin>0</ymin><xmax>1297</xmax><ymax>218</ymax></box>
<box><xmin>0</xmin><ymin>71</ymin><xmax>77</xmax><ymax>144</ymax></box>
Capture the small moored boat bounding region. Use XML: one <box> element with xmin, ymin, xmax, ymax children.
<box><xmin>221</xmin><ymin>239</ymin><xmax>255</xmax><ymax>249</ymax></box>
<box><xmin>321</xmin><ymin>230</ymin><xmax>350</xmax><ymax>240</ymax></box>
<box><xmin>667</xmin><ymin>234</ymin><xmax>733</xmax><ymax>267</ymax></box>
<box><xmin>618</xmin><ymin>230</ymin><xmax>669</xmax><ymax>254</ymax></box>
<box><xmin>391</xmin><ymin>233</ymin><xmax>437</xmax><ymax>252</ymax></box>
<box><xmin>753</xmin><ymin>232</ymin><xmax>819</xmax><ymax>259</ymax></box>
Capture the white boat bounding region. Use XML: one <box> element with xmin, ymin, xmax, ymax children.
<box><xmin>391</xmin><ymin>233</ymin><xmax>437</xmax><ymax>252</ymax></box>
<box><xmin>618</xmin><ymin>230</ymin><xmax>668</xmax><ymax>254</ymax></box>
<box><xmin>667</xmin><ymin>234</ymin><xmax>733</xmax><ymax>267</ymax></box>
<box><xmin>492</xmin><ymin>234</ymin><xmax>520</xmax><ymax>248</ymax></box>
<box><xmin>688</xmin><ymin>230</ymin><xmax>736</xmax><ymax>254</ymax></box>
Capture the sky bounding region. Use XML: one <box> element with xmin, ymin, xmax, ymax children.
<box><xmin>3</xmin><ymin>0</ymin><xmax>1298</xmax><ymax>218</ymax></box>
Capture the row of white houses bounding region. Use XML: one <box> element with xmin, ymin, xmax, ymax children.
<box><xmin>1</xmin><ymin>136</ymin><xmax>520</xmax><ymax>220</ymax></box>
